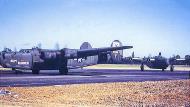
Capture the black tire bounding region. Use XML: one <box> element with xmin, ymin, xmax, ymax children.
<box><xmin>162</xmin><ymin>69</ymin><xmax>165</xmax><ymax>71</ymax></box>
<box><xmin>59</xmin><ymin>68</ymin><xmax>68</xmax><ymax>75</ymax></box>
<box><xmin>12</xmin><ymin>68</ymin><xmax>19</xmax><ymax>74</ymax></box>
<box><xmin>140</xmin><ymin>64</ymin><xmax>144</xmax><ymax>71</ymax></box>
<box><xmin>170</xmin><ymin>65</ymin><xmax>174</xmax><ymax>72</ymax></box>
<box><xmin>32</xmin><ymin>69</ymin><xmax>40</xmax><ymax>74</ymax></box>
<box><xmin>32</xmin><ymin>62</ymin><xmax>40</xmax><ymax>74</ymax></box>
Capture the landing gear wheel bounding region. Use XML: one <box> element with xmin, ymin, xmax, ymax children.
<box><xmin>12</xmin><ymin>68</ymin><xmax>18</xmax><ymax>74</ymax></box>
<box><xmin>162</xmin><ymin>69</ymin><xmax>165</xmax><ymax>71</ymax></box>
<box><xmin>140</xmin><ymin>64</ymin><xmax>144</xmax><ymax>71</ymax></box>
<box><xmin>32</xmin><ymin>62</ymin><xmax>40</xmax><ymax>74</ymax></box>
<box><xmin>32</xmin><ymin>69</ymin><xmax>40</xmax><ymax>74</ymax></box>
<box><xmin>170</xmin><ymin>65</ymin><xmax>174</xmax><ymax>72</ymax></box>
<box><xmin>59</xmin><ymin>67</ymin><xmax>68</xmax><ymax>75</ymax></box>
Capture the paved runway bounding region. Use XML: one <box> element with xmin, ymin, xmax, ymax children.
<box><xmin>0</xmin><ymin>69</ymin><xmax>189</xmax><ymax>87</ymax></box>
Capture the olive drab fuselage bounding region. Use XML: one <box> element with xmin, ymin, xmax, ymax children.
<box><xmin>0</xmin><ymin>48</ymin><xmax>98</xmax><ymax>70</ymax></box>
<box><xmin>0</xmin><ymin>41</ymin><xmax>133</xmax><ymax>74</ymax></box>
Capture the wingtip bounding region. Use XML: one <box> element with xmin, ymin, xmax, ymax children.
<box><xmin>123</xmin><ymin>46</ymin><xmax>133</xmax><ymax>49</ymax></box>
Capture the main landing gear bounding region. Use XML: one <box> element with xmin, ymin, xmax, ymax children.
<box><xmin>59</xmin><ymin>67</ymin><xmax>68</xmax><ymax>75</ymax></box>
<box><xmin>170</xmin><ymin>64</ymin><xmax>174</xmax><ymax>72</ymax></box>
<box><xmin>140</xmin><ymin>63</ymin><xmax>144</xmax><ymax>71</ymax></box>
<box><xmin>32</xmin><ymin>62</ymin><xmax>40</xmax><ymax>74</ymax></box>
<box><xmin>32</xmin><ymin>69</ymin><xmax>40</xmax><ymax>74</ymax></box>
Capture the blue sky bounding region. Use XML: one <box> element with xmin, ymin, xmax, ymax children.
<box><xmin>0</xmin><ymin>0</ymin><xmax>190</xmax><ymax>57</ymax></box>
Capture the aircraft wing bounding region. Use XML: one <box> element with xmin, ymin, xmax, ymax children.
<box><xmin>132</xmin><ymin>57</ymin><xmax>144</xmax><ymax>61</ymax></box>
<box><xmin>176</xmin><ymin>58</ymin><xmax>186</xmax><ymax>61</ymax></box>
<box><xmin>65</xmin><ymin>46</ymin><xmax>133</xmax><ymax>59</ymax></box>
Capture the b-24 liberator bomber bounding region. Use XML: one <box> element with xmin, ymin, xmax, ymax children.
<box><xmin>128</xmin><ymin>52</ymin><xmax>174</xmax><ymax>71</ymax></box>
<box><xmin>140</xmin><ymin>52</ymin><xmax>174</xmax><ymax>71</ymax></box>
<box><xmin>0</xmin><ymin>41</ymin><xmax>132</xmax><ymax>75</ymax></box>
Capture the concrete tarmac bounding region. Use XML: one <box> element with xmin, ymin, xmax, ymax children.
<box><xmin>0</xmin><ymin>69</ymin><xmax>189</xmax><ymax>87</ymax></box>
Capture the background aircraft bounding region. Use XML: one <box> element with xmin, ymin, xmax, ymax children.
<box><xmin>169</xmin><ymin>55</ymin><xmax>190</xmax><ymax>66</ymax></box>
<box><xmin>99</xmin><ymin>40</ymin><xmax>189</xmax><ymax>71</ymax></box>
<box><xmin>122</xmin><ymin>52</ymin><xmax>174</xmax><ymax>71</ymax></box>
<box><xmin>0</xmin><ymin>40</ymin><xmax>132</xmax><ymax>75</ymax></box>
<box><xmin>98</xmin><ymin>40</ymin><xmax>176</xmax><ymax>71</ymax></box>
<box><xmin>140</xmin><ymin>52</ymin><xmax>174</xmax><ymax>71</ymax></box>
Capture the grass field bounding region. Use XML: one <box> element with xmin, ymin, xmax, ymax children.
<box><xmin>0</xmin><ymin>80</ymin><xmax>189</xmax><ymax>107</ymax></box>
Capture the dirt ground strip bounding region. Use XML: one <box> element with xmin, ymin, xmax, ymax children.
<box><xmin>0</xmin><ymin>80</ymin><xmax>190</xmax><ymax>107</ymax></box>
<box><xmin>1</xmin><ymin>64</ymin><xmax>190</xmax><ymax>71</ymax></box>
<box><xmin>85</xmin><ymin>64</ymin><xmax>190</xmax><ymax>71</ymax></box>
